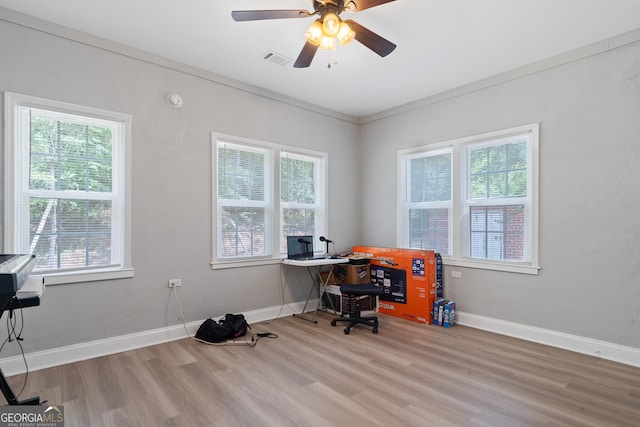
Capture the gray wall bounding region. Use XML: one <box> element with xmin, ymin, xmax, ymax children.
<box><xmin>359</xmin><ymin>36</ymin><xmax>640</xmax><ymax>349</ymax></box>
<box><xmin>2</xmin><ymin>12</ymin><xmax>639</xmax><ymax>358</ymax></box>
<box><xmin>0</xmin><ymin>17</ymin><xmax>362</xmax><ymax>354</ymax></box>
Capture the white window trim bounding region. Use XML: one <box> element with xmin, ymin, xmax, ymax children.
<box><xmin>398</xmin><ymin>123</ymin><xmax>540</xmax><ymax>275</ymax></box>
<box><xmin>211</xmin><ymin>132</ymin><xmax>328</xmax><ymax>269</ymax></box>
<box><xmin>3</xmin><ymin>92</ymin><xmax>133</xmax><ymax>284</ymax></box>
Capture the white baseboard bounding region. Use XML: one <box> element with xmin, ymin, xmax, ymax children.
<box><xmin>1</xmin><ymin>301</ymin><xmax>306</xmax><ymax>377</ymax></box>
<box><xmin>457</xmin><ymin>311</ymin><xmax>640</xmax><ymax>368</ymax></box>
<box><xmin>4</xmin><ymin>304</ymin><xmax>639</xmax><ymax>376</ymax></box>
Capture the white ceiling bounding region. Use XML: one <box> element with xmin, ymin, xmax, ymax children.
<box><xmin>2</xmin><ymin>0</ymin><xmax>640</xmax><ymax>118</ymax></box>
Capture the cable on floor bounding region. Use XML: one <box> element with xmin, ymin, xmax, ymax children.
<box><xmin>171</xmin><ymin>286</ymin><xmax>277</xmax><ymax>348</ymax></box>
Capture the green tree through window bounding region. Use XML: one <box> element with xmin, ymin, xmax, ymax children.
<box><xmin>4</xmin><ymin>92</ymin><xmax>130</xmax><ymax>279</ymax></box>
<box><xmin>28</xmin><ymin>115</ymin><xmax>116</xmax><ymax>271</ymax></box>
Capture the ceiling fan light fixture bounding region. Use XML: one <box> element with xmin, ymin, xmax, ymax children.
<box><xmin>231</xmin><ymin>0</ymin><xmax>398</xmax><ymax>68</ymax></box>
<box><xmin>318</xmin><ymin>35</ymin><xmax>336</xmax><ymax>50</ymax></box>
<box><xmin>322</xmin><ymin>13</ymin><xmax>341</xmax><ymax>37</ymax></box>
<box><xmin>337</xmin><ymin>21</ymin><xmax>355</xmax><ymax>46</ymax></box>
<box><xmin>304</xmin><ymin>20</ymin><xmax>324</xmax><ymax>46</ymax></box>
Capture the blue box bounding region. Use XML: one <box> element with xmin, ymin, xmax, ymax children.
<box><xmin>443</xmin><ymin>301</ymin><xmax>456</xmax><ymax>327</ymax></box>
<box><xmin>435</xmin><ymin>253</ymin><xmax>443</xmax><ymax>298</ymax></box>
<box><xmin>432</xmin><ymin>298</ymin><xmax>446</xmax><ymax>325</ymax></box>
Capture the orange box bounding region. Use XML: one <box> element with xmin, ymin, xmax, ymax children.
<box><xmin>352</xmin><ymin>246</ymin><xmax>436</xmax><ymax>324</ymax></box>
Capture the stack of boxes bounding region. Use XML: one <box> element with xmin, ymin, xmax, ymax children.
<box><xmin>432</xmin><ymin>255</ymin><xmax>455</xmax><ymax>327</ymax></box>
<box><xmin>320</xmin><ymin>262</ymin><xmax>377</xmax><ymax>316</ymax></box>
<box><xmin>320</xmin><ymin>249</ymin><xmax>456</xmax><ymax>328</ymax></box>
<box><xmin>353</xmin><ymin>246</ymin><xmax>437</xmax><ymax>324</ymax></box>
<box><xmin>432</xmin><ymin>298</ymin><xmax>456</xmax><ymax>327</ymax></box>
<box><xmin>435</xmin><ymin>253</ymin><xmax>443</xmax><ymax>299</ymax></box>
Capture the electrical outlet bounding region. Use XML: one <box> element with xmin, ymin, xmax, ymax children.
<box><xmin>168</xmin><ymin>279</ymin><xmax>182</xmax><ymax>288</ymax></box>
<box><xmin>451</xmin><ymin>270</ymin><xmax>462</xmax><ymax>279</ymax></box>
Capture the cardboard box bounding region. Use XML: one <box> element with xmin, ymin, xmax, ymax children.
<box><xmin>342</xmin><ymin>292</ymin><xmax>378</xmax><ymax>317</ymax></box>
<box><xmin>321</xmin><ymin>283</ymin><xmax>378</xmax><ymax>316</ymax></box>
<box><xmin>318</xmin><ymin>270</ymin><xmax>341</xmax><ymax>286</ymax></box>
<box><xmin>435</xmin><ymin>253</ymin><xmax>443</xmax><ymax>299</ymax></box>
<box><xmin>334</xmin><ymin>263</ymin><xmax>370</xmax><ymax>285</ymax></box>
<box><xmin>353</xmin><ymin>246</ymin><xmax>437</xmax><ymax>324</ymax></box>
<box><xmin>433</xmin><ymin>298</ymin><xmax>447</xmax><ymax>325</ymax></box>
<box><xmin>321</xmin><ymin>284</ymin><xmax>342</xmax><ymax>313</ymax></box>
<box><xmin>443</xmin><ymin>301</ymin><xmax>456</xmax><ymax>328</ymax></box>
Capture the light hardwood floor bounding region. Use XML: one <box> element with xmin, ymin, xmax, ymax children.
<box><xmin>7</xmin><ymin>312</ymin><xmax>640</xmax><ymax>426</ymax></box>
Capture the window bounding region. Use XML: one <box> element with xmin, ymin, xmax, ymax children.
<box><xmin>404</xmin><ymin>149</ymin><xmax>452</xmax><ymax>256</ymax></box>
<box><xmin>213</xmin><ymin>133</ymin><xmax>326</xmax><ymax>268</ymax></box>
<box><xmin>280</xmin><ymin>151</ymin><xmax>324</xmax><ymax>252</ymax></box>
<box><xmin>399</xmin><ymin>124</ymin><xmax>539</xmax><ymax>274</ymax></box>
<box><xmin>217</xmin><ymin>142</ymin><xmax>272</xmax><ymax>258</ymax></box>
<box><xmin>4</xmin><ymin>92</ymin><xmax>132</xmax><ymax>284</ymax></box>
<box><xmin>465</xmin><ymin>138</ymin><xmax>529</xmax><ymax>262</ymax></box>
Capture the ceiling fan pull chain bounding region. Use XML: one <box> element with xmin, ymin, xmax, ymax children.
<box><xmin>327</xmin><ymin>54</ymin><xmax>339</xmax><ymax>68</ymax></box>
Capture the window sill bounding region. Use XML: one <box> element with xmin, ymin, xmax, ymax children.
<box><xmin>34</xmin><ymin>268</ymin><xmax>135</xmax><ymax>286</ymax></box>
<box><xmin>444</xmin><ymin>258</ymin><xmax>540</xmax><ymax>275</ymax></box>
<box><xmin>210</xmin><ymin>256</ymin><xmax>540</xmax><ymax>275</ymax></box>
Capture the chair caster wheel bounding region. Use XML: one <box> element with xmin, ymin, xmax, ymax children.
<box><xmin>372</xmin><ymin>327</ymin><xmax>378</xmax><ymax>334</ymax></box>
<box><xmin>344</xmin><ymin>328</ymin><xmax>350</xmax><ymax>334</ymax></box>
<box><xmin>331</xmin><ymin>320</ymin><xmax>336</xmax><ymax>326</ymax></box>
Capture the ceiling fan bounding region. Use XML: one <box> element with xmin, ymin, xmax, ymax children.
<box><xmin>231</xmin><ymin>0</ymin><xmax>397</xmax><ymax>68</ymax></box>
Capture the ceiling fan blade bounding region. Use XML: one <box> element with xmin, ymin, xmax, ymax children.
<box><xmin>231</xmin><ymin>10</ymin><xmax>309</xmax><ymax>22</ymax></box>
<box><xmin>293</xmin><ymin>42</ymin><xmax>319</xmax><ymax>68</ymax></box>
<box><xmin>349</xmin><ymin>0</ymin><xmax>396</xmax><ymax>12</ymax></box>
<box><xmin>344</xmin><ymin>19</ymin><xmax>396</xmax><ymax>57</ymax></box>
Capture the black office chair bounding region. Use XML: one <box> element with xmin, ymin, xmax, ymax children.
<box><xmin>331</xmin><ymin>284</ymin><xmax>383</xmax><ymax>334</ymax></box>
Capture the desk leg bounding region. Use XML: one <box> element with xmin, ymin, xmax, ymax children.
<box><xmin>318</xmin><ymin>266</ymin><xmax>339</xmax><ymax>314</ymax></box>
<box><xmin>1</xmin><ymin>367</ymin><xmax>40</xmax><ymax>405</ymax></box>
<box><xmin>293</xmin><ymin>266</ymin><xmax>321</xmax><ymax>323</ymax></box>
<box><xmin>293</xmin><ymin>265</ymin><xmax>338</xmax><ymax>323</ymax></box>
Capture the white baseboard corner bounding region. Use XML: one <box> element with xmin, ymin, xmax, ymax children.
<box><xmin>457</xmin><ymin>311</ymin><xmax>640</xmax><ymax>368</ymax></box>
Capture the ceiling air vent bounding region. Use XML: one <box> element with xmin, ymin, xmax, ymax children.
<box><xmin>262</xmin><ymin>51</ymin><xmax>292</xmax><ymax>67</ymax></box>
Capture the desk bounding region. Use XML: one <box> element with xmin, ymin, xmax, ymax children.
<box><xmin>282</xmin><ymin>257</ymin><xmax>349</xmax><ymax>323</ymax></box>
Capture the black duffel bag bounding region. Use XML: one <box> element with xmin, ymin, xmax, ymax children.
<box><xmin>195</xmin><ymin>313</ymin><xmax>249</xmax><ymax>343</ymax></box>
